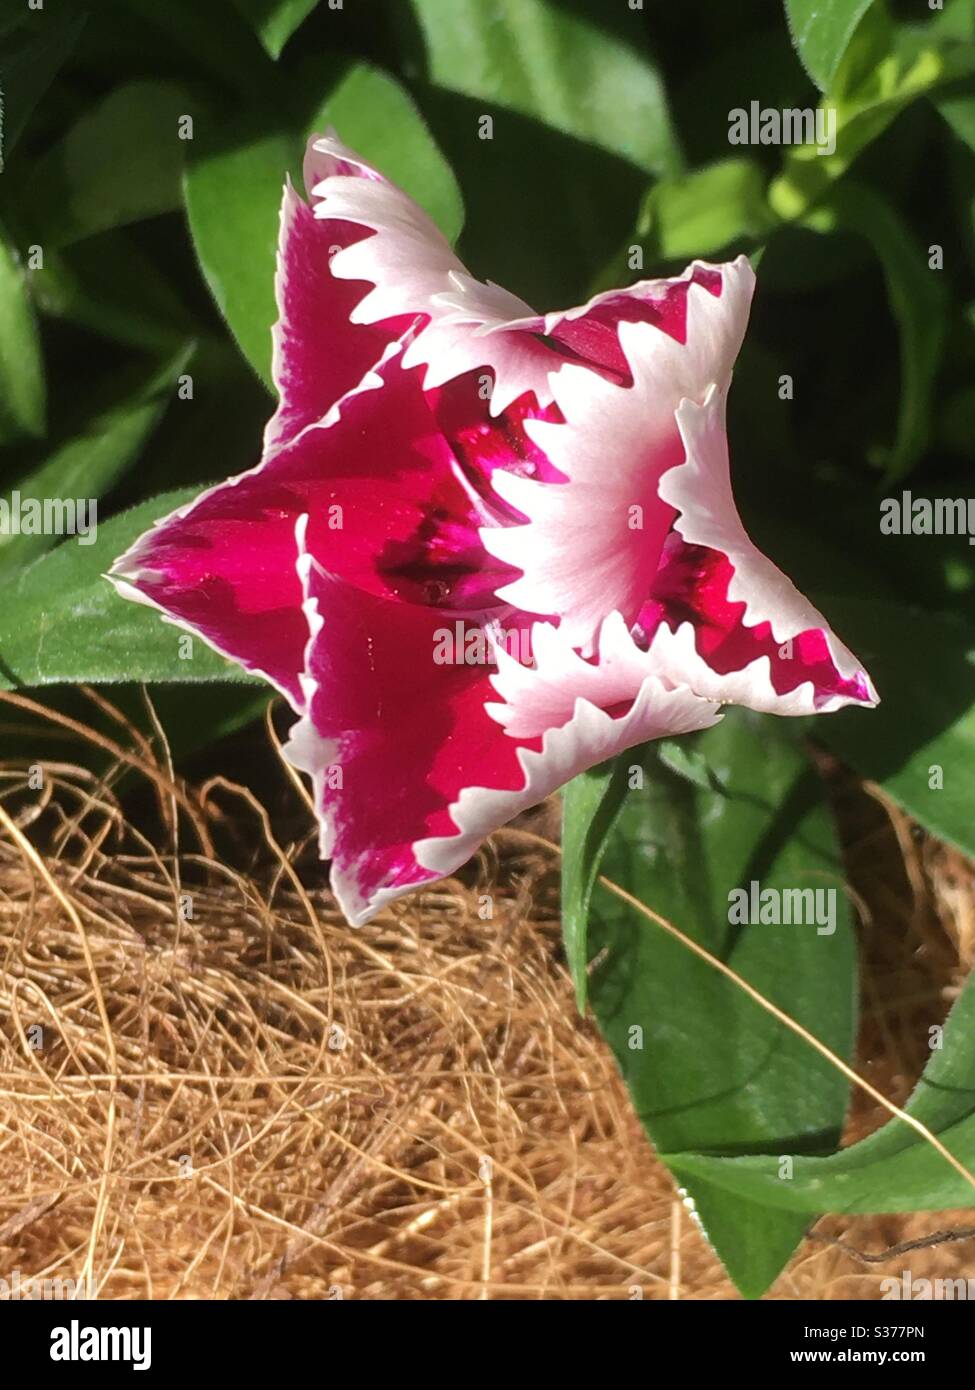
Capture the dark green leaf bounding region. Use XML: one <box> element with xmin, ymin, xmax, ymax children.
<box><xmin>30</xmin><ymin>230</ymin><xmax>198</xmax><ymax>353</ymax></box>
<box><xmin>822</xmin><ymin>181</ymin><xmax>946</xmax><ymax>480</ymax></box>
<box><xmin>811</xmin><ymin>596</ymin><xmax>975</xmax><ymax>860</ymax></box>
<box><xmin>103</xmin><ymin>0</ymin><xmax>276</xmax><ymax>100</ymax></box>
<box><xmin>0</xmin><ymin>347</ymin><xmax>193</xmax><ymax>575</ymax></box>
<box><xmin>0</xmin><ymin>4</ymin><xmax>86</xmax><ymax>163</ymax></box>
<box><xmin>28</xmin><ymin>80</ymin><xmax>192</xmax><ymax>246</ymax></box>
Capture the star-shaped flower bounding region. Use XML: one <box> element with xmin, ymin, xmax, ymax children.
<box><xmin>111</xmin><ymin>133</ymin><xmax>877</xmax><ymax>925</ymax></box>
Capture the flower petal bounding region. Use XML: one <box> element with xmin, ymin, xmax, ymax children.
<box><xmin>109</xmin><ymin>484</ymin><xmax>308</xmax><ymax>707</ymax></box>
<box><xmin>265</xmin><ymin>175</ymin><xmax>411</xmax><ymax>453</ymax></box>
<box><xmin>479</xmin><ymin>259</ymin><xmax>755</xmax><ymax>654</ymax></box>
<box><xmin>649</xmin><ymin>385</ymin><xmax>878</xmax><ymax>713</ymax></box>
<box><xmin>285</xmin><ymin>550</ymin><xmax>529</xmax><ymax>924</ymax></box>
<box><xmin>110</xmin><ymin>342</ymin><xmax>512</xmax><ymax>708</ymax></box>
<box><xmin>414</xmin><ymin>618</ymin><xmax>723</xmax><ymax>889</ymax></box>
<box><xmin>305</xmin><ymin>132</ymin><xmax>561</xmax><ymax>417</ymax></box>
<box><xmin>498</xmin><ymin>260</ymin><xmax>730</xmax><ymax>381</ymax></box>
<box><xmin>287</xmin><ymin>558</ymin><xmax>721</xmax><ymax>925</ymax></box>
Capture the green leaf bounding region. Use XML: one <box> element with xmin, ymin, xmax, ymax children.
<box><xmin>0</xmin><ymin>5</ymin><xmax>86</xmax><ymax>164</ymax></box>
<box><xmin>229</xmin><ymin>0</ymin><xmax>318</xmax><ymax>59</ymax></box>
<box><xmin>817</xmin><ymin>181</ymin><xmax>946</xmax><ymax>480</ymax></box>
<box><xmin>29</xmin><ymin>81</ymin><xmax>192</xmax><ymax>246</ymax></box>
<box><xmin>931</xmin><ymin>0</ymin><xmax>975</xmax><ymax>42</ymax></box>
<box><xmin>935</xmin><ymin>79</ymin><xmax>975</xmax><ymax>152</ymax></box>
<box><xmin>785</xmin><ymin>0</ymin><xmax>878</xmax><ymax>92</ymax></box>
<box><xmin>0</xmin><ymin>489</ymin><xmax>263</xmax><ymax>689</ymax></box>
<box><xmin>578</xmin><ymin>713</ymin><xmax>857</xmax><ymax>1297</ymax></box>
<box><xmin>560</xmin><ymin>758</ymin><xmax>630</xmax><ymax>1011</ymax></box>
<box><xmin>0</xmin><ymin>225</ymin><xmax>45</xmax><ymax>442</ymax></box>
<box><xmin>409</xmin><ymin>0</ymin><xmax>681</xmax><ymax>177</ymax></box>
<box><xmin>638</xmin><ymin>159</ymin><xmax>777</xmax><ymax>269</ymax></box>
<box><xmin>810</xmin><ymin>596</ymin><xmax>975</xmax><ymax>861</ymax></box>
<box><xmin>771</xmin><ymin>13</ymin><xmax>967</xmax><ymax>217</ymax></box>
<box><xmin>0</xmin><ymin>348</ymin><xmax>193</xmax><ymax>576</ymax></box>
<box><xmin>184</xmin><ymin>62</ymin><xmax>463</xmax><ymax>387</ymax></box>
<box><xmin>657</xmin><ymin>738</ymin><xmax>717</xmax><ymax>791</ymax></box>
<box><xmin>665</xmin><ymin>968</ymin><xmax>975</xmax><ymax>1214</ymax></box>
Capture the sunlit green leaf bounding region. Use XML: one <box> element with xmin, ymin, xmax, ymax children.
<box><xmin>409</xmin><ymin>0</ymin><xmax>681</xmax><ymax>177</ymax></box>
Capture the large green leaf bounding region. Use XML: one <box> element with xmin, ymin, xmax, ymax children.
<box><xmin>785</xmin><ymin>0</ymin><xmax>878</xmax><ymax>92</ymax></box>
<box><xmin>230</xmin><ymin>0</ymin><xmax>318</xmax><ymax>59</ymax></box>
<box><xmin>0</xmin><ymin>490</ymin><xmax>263</xmax><ymax>688</ymax></box>
<box><xmin>666</xmin><ymin>968</ymin><xmax>975</xmax><ymax>1214</ymax></box>
<box><xmin>566</xmin><ymin>713</ymin><xmax>857</xmax><ymax>1297</ymax></box>
<box><xmin>184</xmin><ymin>62</ymin><xmax>463</xmax><ymax>387</ymax></box>
<box><xmin>409</xmin><ymin>0</ymin><xmax>681</xmax><ymax>177</ymax></box>
<box><xmin>29</xmin><ymin>81</ymin><xmax>192</xmax><ymax>247</ymax></box>
<box><xmin>0</xmin><ymin>226</ymin><xmax>45</xmax><ymax>442</ymax></box>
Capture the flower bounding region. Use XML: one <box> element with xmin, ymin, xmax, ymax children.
<box><xmin>110</xmin><ymin>132</ymin><xmax>878</xmax><ymax>926</ymax></box>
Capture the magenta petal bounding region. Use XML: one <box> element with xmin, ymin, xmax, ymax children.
<box><xmin>504</xmin><ymin>262</ymin><xmax>726</xmax><ymax>381</ymax></box>
<box><xmin>285</xmin><ymin>558</ymin><xmax>530</xmax><ymax>924</ymax></box>
<box><xmin>648</xmin><ymin>387</ymin><xmax>878</xmax><ymax>714</ymax></box>
<box><xmin>640</xmin><ymin>539</ymin><xmax>872</xmax><ymax>708</ymax></box>
<box><xmin>109</xmin><ymin>488</ymin><xmax>308</xmax><ymax>706</ymax></box>
<box><xmin>111</xmin><ymin>347</ymin><xmax>519</xmax><ymax>707</ymax></box>
<box><xmin>288</xmin><ymin>557</ymin><xmax>724</xmax><ymax>924</ymax></box>
<box><xmin>266</xmin><ymin>179</ymin><xmax>413</xmax><ymax>453</ymax></box>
